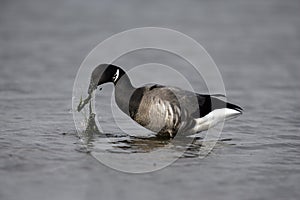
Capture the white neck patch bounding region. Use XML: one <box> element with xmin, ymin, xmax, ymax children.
<box><xmin>112</xmin><ymin>69</ymin><xmax>119</xmax><ymax>82</ymax></box>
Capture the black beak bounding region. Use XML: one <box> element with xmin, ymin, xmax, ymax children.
<box><xmin>77</xmin><ymin>82</ymin><xmax>95</xmax><ymax>112</ymax></box>
<box><xmin>88</xmin><ymin>82</ymin><xmax>97</xmax><ymax>95</ymax></box>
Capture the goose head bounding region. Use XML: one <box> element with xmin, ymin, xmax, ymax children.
<box><xmin>88</xmin><ymin>64</ymin><xmax>125</xmax><ymax>94</ymax></box>
<box><xmin>77</xmin><ymin>64</ymin><xmax>127</xmax><ymax>112</ymax></box>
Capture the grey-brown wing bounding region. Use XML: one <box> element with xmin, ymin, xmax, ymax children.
<box><xmin>133</xmin><ymin>86</ymin><xmax>180</xmax><ymax>133</ymax></box>
<box><xmin>146</xmin><ymin>85</ymin><xmax>201</xmax><ymax>118</ymax></box>
<box><xmin>144</xmin><ymin>85</ymin><xmax>232</xmax><ymax>118</ymax></box>
<box><xmin>163</xmin><ymin>86</ymin><xmax>242</xmax><ymax>117</ymax></box>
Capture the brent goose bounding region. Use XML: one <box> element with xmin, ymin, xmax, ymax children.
<box><xmin>78</xmin><ymin>64</ymin><xmax>243</xmax><ymax>138</ymax></box>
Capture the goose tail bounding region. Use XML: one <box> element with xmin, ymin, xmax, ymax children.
<box><xmin>226</xmin><ymin>102</ymin><xmax>243</xmax><ymax>113</ymax></box>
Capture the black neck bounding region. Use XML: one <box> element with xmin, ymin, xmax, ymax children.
<box><xmin>114</xmin><ymin>73</ymin><xmax>135</xmax><ymax>115</ymax></box>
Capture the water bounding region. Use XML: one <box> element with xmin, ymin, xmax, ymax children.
<box><xmin>1</xmin><ymin>0</ymin><xmax>300</xmax><ymax>199</ymax></box>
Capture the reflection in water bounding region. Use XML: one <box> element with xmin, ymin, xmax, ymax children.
<box><xmin>82</xmin><ymin>117</ymin><xmax>231</xmax><ymax>158</ymax></box>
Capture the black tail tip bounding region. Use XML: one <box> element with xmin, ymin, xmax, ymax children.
<box><xmin>226</xmin><ymin>103</ymin><xmax>243</xmax><ymax>113</ymax></box>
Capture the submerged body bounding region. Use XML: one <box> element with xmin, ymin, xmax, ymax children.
<box><xmin>83</xmin><ymin>64</ymin><xmax>243</xmax><ymax>138</ymax></box>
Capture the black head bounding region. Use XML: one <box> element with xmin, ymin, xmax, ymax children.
<box><xmin>88</xmin><ymin>64</ymin><xmax>125</xmax><ymax>94</ymax></box>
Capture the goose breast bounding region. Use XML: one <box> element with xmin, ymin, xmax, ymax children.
<box><xmin>129</xmin><ymin>85</ymin><xmax>195</xmax><ymax>137</ymax></box>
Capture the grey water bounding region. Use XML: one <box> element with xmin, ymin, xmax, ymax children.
<box><xmin>1</xmin><ymin>0</ymin><xmax>300</xmax><ymax>199</ymax></box>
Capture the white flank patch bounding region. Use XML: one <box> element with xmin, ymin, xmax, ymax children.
<box><xmin>193</xmin><ymin>108</ymin><xmax>242</xmax><ymax>132</ymax></box>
